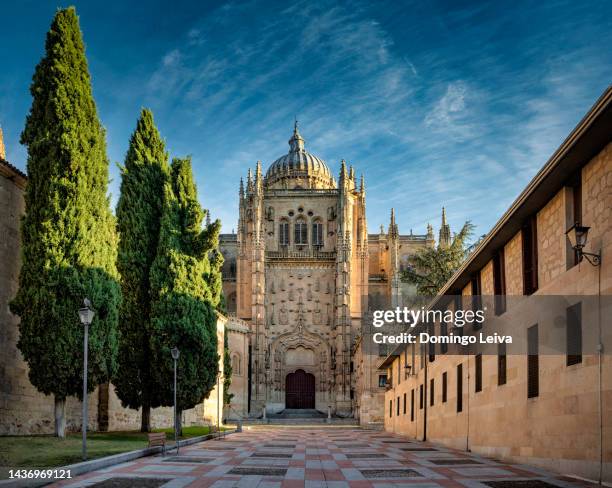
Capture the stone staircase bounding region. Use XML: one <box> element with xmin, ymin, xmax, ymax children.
<box><xmin>243</xmin><ymin>408</ymin><xmax>358</xmax><ymax>425</ymax></box>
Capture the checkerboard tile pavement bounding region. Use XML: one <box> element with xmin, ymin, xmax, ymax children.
<box><xmin>50</xmin><ymin>427</ymin><xmax>596</xmax><ymax>488</ymax></box>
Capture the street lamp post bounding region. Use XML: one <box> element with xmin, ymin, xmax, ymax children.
<box><xmin>78</xmin><ymin>299</ymin><xmax>94</xmax><ymax>461</ymax></box>
<box><xmin>170</xmin><ymin>347</ymin><xmax>180</xmax><ymax>454</ymax></box>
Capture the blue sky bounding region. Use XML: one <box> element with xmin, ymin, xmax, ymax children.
<box><xmin>1</xmin><ymin>1</ymin><xmax>611</xmax><ymax>236</ymax></box>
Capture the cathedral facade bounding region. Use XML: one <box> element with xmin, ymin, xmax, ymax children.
<box><xmin>220</xmin><ymin>124</ymin><xmax>443</xmax><ymax>419</ymax></box>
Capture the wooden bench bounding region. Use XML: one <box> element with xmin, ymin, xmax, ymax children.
<box><xmin>147</xmin><ymin>432</ymin><xmax>167</xmax><ymax>456</ymax></box>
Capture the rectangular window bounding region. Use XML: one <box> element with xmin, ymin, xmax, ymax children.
<box><xmin>528</xmin><ymin>324</ymin><xmax>539</xmax><ymax>398</ymax></box>
<box><xmin>570</xmin><ymin>177</ymin><xmax>583</xmax><ymax>268</ymax></box>
<box><xmin>440</xmin><ymin>322</ymin><xmax>448</xmax><ymax>354</ymax></box>
<box><xmin>428</xmin><ymin>324</ymin><xmax>435</xmax><ymax>362</ymax></box>
<box><xmin>442</xmin><ymin>372</ymin><xmax>447</xmax><ymax>402</ymax></box>
<box><xmin>454</xmin><ymin>296</ymin><xmax>464</xmax><ymax>336</ymax></box>
<box><xmin>498</xmin><ymin>343</ymin><xmax>507</xmax><ymax>386</ymax></box>
<box><xmin>403</xmin><ymin>393</ymin><xmax>407</xmax><ymax>414</ymax></box>
<box><xmin>471</xmin><ymin>274</ymin><xmax>482</xmax><ymax>322</ymax></box>
<box><xmin>522</xmin><ymin>216</ymin><xmax>538</xmax><ymax>295</ymax></box>
<box><xmin>410</xmin><ymin>389</ymin><xmax>415</xmax><ymax>421</ymax></box>
<box><xmin>295</xmin><ymin>220</ymin><xmax>307</xmax><ymax>245</ymax></box>
<box><xmin>457</xmin><ymin>363</ymin><xmax>463</xmax><ymax>412</ymax></box>
<box><xmin>567</xmin><ymin>302</ymin><xmax>582</xmax><ymax>366</ymax></box>
<box><xmin>396</xmin><ymin>396</ymin><xmax>400</xmax><ymax>416</ymax></box>
<box><xmin>430</xmin><ymin>378</ymin><xmax>435</xmax><ymax>406</ymax></box>
<box><xmin>279</xmin><ymin>221</ymin><xmax>289</xmax><ymax>246</ymax></box>
<box><xmin>378</xmin><ymin>374</ymin><xmax>387</xmax><ymax>388</ymax></box>
<box><xmin>389</xmin><ymin>399</ymin><xmax>392</xmax><ymax>417</ymax></box>
<box><xmin>419</xmin><ymin>384</ymin><xmax>423</xmax><ymax>409</ymax></box>
<box><xmin>493</xmin><ymin>249</ymin><xmax>507</xmax><ymax>315</ymax></box>
<box><xmin>397</xmin><ymin>356</ymin><xmax>401</xmax><ymax>384</ymax></box>
<box><xmin>475</xmin><ymin>354</ymin><xmax>482</xmax><ymax>393</ymax></box>
<box><xmin>312</xmin><ymin>222</ymin><xmax>324</xmax><ymax>247</ymax></box>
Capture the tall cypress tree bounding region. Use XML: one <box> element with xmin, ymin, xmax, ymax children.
<box><xmin>10</xmin><ymin>7</ymin><xmax>120</xmax><ymax>437</ymax></box>
<box><xmin>149</xmin><ymin>157</ymin><xmax>221</xmax><ymax>434</ymax></box>
<box><xmin>114</xmin><ymin>109</ymin><xmax>169</xmax><ymax>432</ymax></box>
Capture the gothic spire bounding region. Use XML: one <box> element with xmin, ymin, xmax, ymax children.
<box><xmin>388</xmin><ymin>208</ymin><xmax>399</xmax><ymax>238</ymax></box>
<box><xmin>438</xmin><ymin>206</ymin><xmax>451</xmax><ymax>249</ymax></box>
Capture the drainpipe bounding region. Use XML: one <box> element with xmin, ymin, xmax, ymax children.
<box><xmin>597</xmin><ymin>260</ymin><xmax>603</xmax><ymax>484</ymax></box>
<box><xmin>466</xmin><ymin>348</ymin><xmax>470</xmax><ymax>452</ymax></box>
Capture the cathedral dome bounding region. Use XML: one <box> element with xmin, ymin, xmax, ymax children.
<box><xmin>265</xmin><ymin>123</ymin><xmax>337</xmax><ymax>190</ymax></box>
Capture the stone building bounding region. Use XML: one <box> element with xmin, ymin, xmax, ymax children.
<box><xmin>380</xmin><ymin>87</ymin><xmax>612</xmax><ymax>482</ymax></box>
<box><xmin>0</xmin><ymin>130</ymin><xmax>227</xmax><ymax>435</ymax></box>
<box><xmin>219</xmin><ymin>123</ymin><xmax>438</xmax><ymax>420</ymax></box>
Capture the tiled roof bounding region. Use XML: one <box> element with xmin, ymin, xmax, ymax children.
<box><xmin>0</xmin><ymin>158</ymin><xmax>27</xmax><ymax>188</ymax></box>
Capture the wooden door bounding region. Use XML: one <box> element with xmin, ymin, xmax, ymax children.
<box><xmin>285</xmin><ymin>369</ymin><xmax>315</xmax><ymax>409</ymax></box>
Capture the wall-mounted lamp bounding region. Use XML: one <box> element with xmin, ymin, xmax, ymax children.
<box><xmin>566</xmin><ymin>223</ymin><xmax>601</xmax><ymax>266</ymax></box>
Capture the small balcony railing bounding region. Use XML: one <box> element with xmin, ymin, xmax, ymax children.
<box><xmin>266</xmin><ymin>249</ymin><xmax>336</xmax><ymax>260</ymax></box>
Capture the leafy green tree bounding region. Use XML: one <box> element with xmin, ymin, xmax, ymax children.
<box><xmin>114</xmin><ymin>109</ymin><xmax>169</xmax><ymax>432</ymax></box>
<box><xmin>149</xmin><ymin>157</ymin><xmax>222</xmax><ymax>434</ymax></box>
<box><xmin>10</xmin><ymin>7</ymin><xmax>120</xmax><ymax>437</ymax></box>
<box><xmin>402</xmin><ymin>222</ymin><xmax>475</xmax><ymax>296</ymax></box>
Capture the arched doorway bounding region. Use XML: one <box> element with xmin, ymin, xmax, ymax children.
<box><xmin>285</xmin><ymin>369</ymin><xmax>315</xmax><ymax>409</ymax></box>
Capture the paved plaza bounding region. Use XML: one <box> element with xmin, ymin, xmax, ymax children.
<box><xmin>52</xmin><ymin>427</ymin><xmax>593</xmax><ymax>487</ymax></box>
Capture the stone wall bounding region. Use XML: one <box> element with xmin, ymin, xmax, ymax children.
<box><xmin>383</xmin><ymin>142</ymin><xmax>612</xmax><ymax>482</ymax></box>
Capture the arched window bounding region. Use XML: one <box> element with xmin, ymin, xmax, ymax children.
<box><xmin>295</xmin><ymin>217</ymin><xmax>307</xmax><ymax>245</ymax></box>
<box><xmin>312</xmin><ymin>220</ymin><xmax>324</xmax><ymax>248</ymax></box>
<box><xmin>232</xmin><ymin>353</ymin><xmax>241</xmax><ymax>375</ymax></box>
<box><xmin>279</xmin><ymin>219</ymin><xmax>289</xmax><ymax>246</ymax></box>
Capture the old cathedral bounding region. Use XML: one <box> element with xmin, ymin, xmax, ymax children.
<box><xmin>219</xmin><ymin>123</ymin><xmax>450</xmax><ymax>420</ymax></box>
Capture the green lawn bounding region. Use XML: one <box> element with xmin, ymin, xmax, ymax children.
<box><xmin>0</xmin><ymin>426</ymin><xmax>225</xmax><ymax>479</ymax></box>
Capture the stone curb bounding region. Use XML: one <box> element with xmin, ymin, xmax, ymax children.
<box><xmin>0</xmin><ymin>429</ymin><xmax>236</xmax><ymax>487</ymax></box>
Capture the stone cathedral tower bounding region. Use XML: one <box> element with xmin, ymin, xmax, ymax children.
<box><xmin>220</xmin><ymin>123</ymin><xmax>436</xmax><ymax>418</ymax></box>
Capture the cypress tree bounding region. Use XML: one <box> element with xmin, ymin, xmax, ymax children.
<box><xmin>10</xmin><ymin>7</ymin><xmax>120</xmax><ymax>437</ymax></box>
<box><xmin>114</xmin><ymin>109</ymin><xmax>169</xmax><ymax>432</ymax></box>
<box><xmin>149</xmin><ymin>157</ymin><xmax>222</xmax><ymax>434</ymax></box>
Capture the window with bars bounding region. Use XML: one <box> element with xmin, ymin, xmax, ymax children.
<box><xmin>498</xmin><ymin>343</ymin><xmax>507</xmax><ymax>386</ymax></box>
<box><xmin>475</xmin><ymin>354</ymin><xmax>482</xmax><ymax>393</ymax></box>
<box><xmin>522</xmin><ymin>217</ymin><xmax>538</xmax><ymax>295</ymax></box>
<box><xmin>410</xmin><ymin>389</ymin><xmax>415</xmax><ymax>421</ymax></box>
<box><xmin>378</xmin><ymin>374</ymin><xmax>387</xmax><ymax>388</ymax></box>
<box><xmin>279</xmin><ymin>220</ymin><xmax>289</xmax><ymax>246</ymax></box>
<box><xmin>294</xmin><ymin>218</ymin><xmax>307</xmax><ymax>245</ymax></box>
<box><xmin>493</xmin><ymin>249</ymin><xmax>507</xmax><ymax>315</ymax></box>
<box><xmin>442</xmin><ymin>372</ymin><xmax>447</xmax><ymax>402</ymax></box>
<box><xmin>457</xmin><ymin>363</ymin><xmax>463</xmax><ymax>412</ymax></box>
<box><xmin>389</xmin><ymin>399</ymin><xmax>392</xmax><ymax>417</ymax></box>
<box><xmin>566</xmin><ymin>302</ymin><xmax>582</xmax><ymax>366</ymax></box>
<box><xmin>403</xmin><ymin>393</ymin><xmax>407</xmax><ymax>414</ymax></box>
<box><xmin>396</xmin><ymin>396</ymin><xmax>400</xmax><ymax>416</ymax></box>
<box><xmin>527</xmin><ymin>324</ymin><xmax>539</xmax><ymax>398</ymax></box>
<box><xmin>312</xmin><ymin>220</ymin><xmax>324</xmax><ymax>247</ymax></box>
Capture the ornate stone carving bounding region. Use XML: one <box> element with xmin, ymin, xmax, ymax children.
<box><xmin>279</xmin><ymin>301</ymin><xmax>288</xmax><ymax>325</ymax></box>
